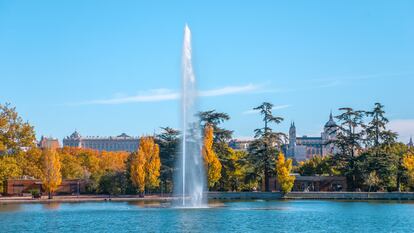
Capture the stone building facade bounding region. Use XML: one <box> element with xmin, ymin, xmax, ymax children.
<box><xmin>63</xmin><ymin>131</ymin><xmax>139</xmax><ymax>152</ymax></box>
<box><xmin>38</xmin><ymin>136</ymin><xmax>60</xmax><ymax>150</ymax></box>
<box><xmin>285</xmin><ymin>113</ymin><xmax>337</xmax><ymax>162</ymax></box>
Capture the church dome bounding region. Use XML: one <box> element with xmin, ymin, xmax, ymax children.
<box><xmin>324</xmin><ymin>112</ymin><xmax>337</xmax><ymax>128</ymax></box>
<box><xmin>70</xmin><ymin>130</ymin><xmax>81</xmax><ymax>139</ymax></box>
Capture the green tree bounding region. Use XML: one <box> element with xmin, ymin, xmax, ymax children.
<box><xmin>198</xmin><ymin>110</ymin><xmax>233</xmax><ymax>142</ymax></box>
<box><xmin>99</xmin><ymin>171</ymin><xmax>128</xmax><ymax>196</ymax></box>
<box><xmin>156</xmin><ymin>127</ymin><xmax>180</xmax><ymax>193</ymax></box>
<box><xmin>362</xmin><ymin>103</ymin><xmax>400</xmax><ymax>191</ymax></box>
<box><xmin>297</xmin><ymin>155</ymin><xmax>338</xmax><ymax>176</ymax></box>
<box><xmin>0</xmin><ymin>103</ymin><xmax>36</xmax><ymax>155</ymax></box>
<box><xmin>364</xmin><ymin>171</ymin><xmax>381</xmax><ymax>192</ymax></box>
<box><xmin>330</xmin><ymin>107</ymin><xmax>365</xmax><ymax>190</ymax></box>
<box><xmin>249</xmin><ymin>102</ymin><xmax>286</xmax><ymax>192</ymax></box>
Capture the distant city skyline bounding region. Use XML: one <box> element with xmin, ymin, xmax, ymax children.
<box><xmin>1</xmin><ymin>1</ymin><xmax>413</xmax><ymax>142</ymax></box>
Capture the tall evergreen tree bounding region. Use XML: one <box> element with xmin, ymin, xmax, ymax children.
<box><xmin>329</xmin><ymin>107</ymin><xmax>365</xmax><ymax>190</ymax></box>
<box><xmin>248</xmin><ymin>102</ymin><xmax>286</xmax><ymax>192</ymax></box>
<box><xmin>156</xmin><ymin>127</ymin><xmax>180</xmax><ymax>193</ymax></box>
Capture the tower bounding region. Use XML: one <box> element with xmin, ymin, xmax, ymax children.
<box><xmin>408</xmin><ymin>136</ymin><xmax>413</xmax><ymax>148</ymax></box>
<box><xmin>287</xmin><ymin>121</ymin><xmax>296</xmax><ymax>158</ymax></box>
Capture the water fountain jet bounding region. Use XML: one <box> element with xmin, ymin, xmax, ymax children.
<box><xmin>174</xmin><ymin>25</ymin><xmax>206</xmax><ymax>208</ymax></box>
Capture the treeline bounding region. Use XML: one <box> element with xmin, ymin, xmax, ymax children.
<box><xmin>1</xmin><ymin>102</ymin><xmax>414</xmax><ymax>196</ymax></box>
<box><xmin>297</xmin><ymin>103</ymin><xmax>414</xmax><ymax>192</ymax></box>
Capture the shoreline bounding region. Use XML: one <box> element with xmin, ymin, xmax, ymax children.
<box><xmin>2</xmin><ymin>192</ymin><xmax>414</xmax><ymax>204</ymax></box>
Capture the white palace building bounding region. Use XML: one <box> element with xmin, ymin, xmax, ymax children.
<box><xmin>63</xmin><ymin>131</ymin><xmax>139</xmax><ymax>152</ymax></box>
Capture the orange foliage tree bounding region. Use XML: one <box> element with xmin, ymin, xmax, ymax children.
<box><xmin>41</xmin><ymin>149</ymin><xmax>62</xmax><ymax>199</ymax></box>
<box><xmin>130</xmin><ymin>136</ymin><xmax>160</xmax><ymax>197</ymax></box>
<box><xmin>202</xmin><ymin>124</ymin><xmax>222</xmax><ymax>189</ymax></box>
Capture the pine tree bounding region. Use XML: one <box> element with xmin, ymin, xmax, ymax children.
<box><xmin>249</xmin><ymin>102</ymin><xmax>286</xmax><ymax>192</ymax></box>
<box><xmin>41</xmin><ymin>149</ymin><xmax>62</xmax><ymax>199</ymax></box>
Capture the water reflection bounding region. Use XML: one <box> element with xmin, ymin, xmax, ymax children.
<box><xmin>43</xmin><ymin>202</ymin><xmax>60</xmax><ymax>210</ymax></box>
<box><xmin>0</xmin><ymin>204</ymin><xmax>22</xmax><ymax>213</ymax></box>
<box><xmin>128</xmin><ymin>200</ymin><xmax>170</xmax><ymax>208</ymax></box>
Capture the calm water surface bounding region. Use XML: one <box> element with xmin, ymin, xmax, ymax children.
<box><xmin>1</xmin><ymin>200</ymin><xmax>414</xmax><ymax>232</ymax></box>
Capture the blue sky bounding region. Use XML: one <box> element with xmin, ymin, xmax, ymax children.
<box><xmin>1</xmin><ymin>0</ymin><xmax>413</xmax><ymax>142</ymax></box>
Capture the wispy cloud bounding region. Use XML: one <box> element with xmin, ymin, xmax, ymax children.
<box><xmin>243</xmin><ymin>104</ymin><xmax>290</xmax><ymax>115</ymax></box>
<box><xmin>75</xmin><ymin>84</ymin><xmax>262</xmax><ymax>105</ymax></box>
<box><xmin>388</xmin><ymin>119</ymin><xmax>414</xmax><ymax>143</ymax></box>
<box><xmin>199</xmin><ymin>84</ymin><xmax>259</xmax><ymax>97</ymax></box>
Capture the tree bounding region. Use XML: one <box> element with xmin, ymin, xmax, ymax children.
<box><xmin>402</xmin><ymin>152</ymin><xmax>414</xmax><ymax>190</ymax></box>
<box><xmin>130</xmin><ymin>136</ymin><xmax>161</xmax><ymax>197</ymax></box>
<box><xmin>364</xmin><ymin>103</ymin><xmax>397</xmax><ymax>148</ymax></box>
<box><xmin>198</xmin><ymin>110</ymin><xmax>233</xmax><ymax>142</ymax></box>
<box><xmin>249</xmin><ymin>102</ymin><xmax>286</xmax><ymax>192</ymax></box>
<box><xmin>41</xmin><ymin>149</ymin><xmax>62</xmax><ymax>199</ymax></box>
<box><xmin>276</xmin><ymin>152</ymin><xmax>295</xmax><ymax>195</ymax></box>
<box><xmin>0</xmin><ymin>156</ymin><xmax>22</xmax><ymax>193</ymax></box>
<box><xmin>156</xmin><ymin>127</ymin><xmax>180</xmax><ymax>193</ymax></box>
<box><xmin>0</xmin><ymin>103</ymin><xmax>36</xmax><ymax>155</ymax></box>
<box><xmin>363</xmin><ymin>103</ymin><xmax>400</xmax><ymax>191</ymax></box>
<box><xmin>297</xmin><ymin>155</ymin><xmax>338</xmax><ymax>176</ymax></box>
<box><xmin>329</xmin><ymin>107</ymin><xmax>365</xmax><ymax>190</ymax></box>
<box><xmin>364</xmin><ymin>171</ymin><xmax>381</xmax><ymax>192</ymax></box>
<box><xmin>202</xmin><ymin>124</ymin><xmax>222</xmax><ymax>188</ymax></box>
<box><xmin>99</xmin><ymin>171</ymin><xmax>128</xmax><ymax>196</ymax></box>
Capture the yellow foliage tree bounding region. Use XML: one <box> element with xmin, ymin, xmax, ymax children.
<box><xmin>130</xmin><ymin>136</ymin><xmax>160</xmax><ymax>197</ymax></box>
<box><xmin>41</xmin><ymin>149</ymin><xmax>62</xmax><ymax>199</ymax></box>
<box><xmin>202</xmin><ymin>124</ymin><xmax>222</xmax><ymax>188</ymax></box>
<box><xmin>403</xmin><ymin>152</ymin><xmax>414</xmax><ymax>189</ymax></box>
<box><xmin>276</xmin><ymin>152</ymin><xmax>295</xmax><ymax>195</ymax></box>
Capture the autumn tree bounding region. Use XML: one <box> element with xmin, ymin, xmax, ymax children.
<box><xmin>403</xmin><ymin>152</ymin><xmax>414</xmax><ymax>190</ymax></box>
<box><xmin>0</xmin><ymin>156</ymin><xmax>22</xmax><ymax>193</ymax></box>
<box><xmin>202</xmin><ymin>124</ymin><xmax>222</xmax><ymax>188</ymax></box>
<box><xmin>41</xmin><ymin>149</ymin><xmax>62</xmax><ymax>199</ymax></box>
<box><xmin>276</xmin><ymin>152</ymin><xmax>295</xmax><ymax>195</ymax></box>
<box><xmin>130</xmin><ymin>136</ymin><xmax>161</xmax><ymax>197</ymax></box>
<box><xmin>249</xmin><ymin>102</ymin><xmax>286</xmax><ymax>192</ymax></box>
<box><xmin>0</xmin><ymin>103</ymin><xmax>36</xmax><ymax>155</ymax></box>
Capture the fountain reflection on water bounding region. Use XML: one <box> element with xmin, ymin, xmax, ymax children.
<box><xmin>173</xmin><ymin>25</ymin><xmax>207</xmax><ymax>208</ymax></box>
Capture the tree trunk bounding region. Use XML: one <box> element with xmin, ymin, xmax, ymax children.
<box><xmin>264</xmin><ymin>168</ymin><xmax>270</xmax><ymax>192</ymax></box>
<box><xmin>48</xmin><ymin>191</ymin><xmax>52</xmax><ymax>199</ymax></box>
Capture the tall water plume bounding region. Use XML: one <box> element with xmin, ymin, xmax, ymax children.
<box><xmin>174</xmin><ymin>25</ymin><xmax>206</xmax><ymax>207</ymax></box>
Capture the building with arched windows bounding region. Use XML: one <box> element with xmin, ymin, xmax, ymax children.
<box><xmin>285</xmin><ymin>112</ymin><xmax>337</xmax><ymax>162</ymax></box>
<box><xmin>63</xmin><ymin>131</ymin><xmax>139</xmax><ymax>152</ymax></box>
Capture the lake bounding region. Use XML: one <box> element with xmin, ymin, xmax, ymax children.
<box><xmin>1</xmin><ymin>200</ymin><xmax>414</xmax><ymax>232</ymax></box>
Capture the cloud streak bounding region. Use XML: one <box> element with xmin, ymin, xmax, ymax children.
<box><xmin>77</xmin><ymin>84</ymin><xmax>261</xmax><ymax>105</ymax></box>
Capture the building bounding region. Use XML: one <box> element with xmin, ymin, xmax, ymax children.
<box><xmin>285</xmin><ymin>112</ymin><xmax>337</xmax><ymax>162</ymax></box>
<box><xmin>3</xmin><ymin>178</ymin><xmax>87</xmax><ymax>196</ymax></box>
<box><xmin>408</xmin><ymin>137</ymin><xmax>413</xmax><ymax>148</ymax></box>
<box><xmin>63</xmin><ymin>131</ymin><xmax>139</xmax><ymax>152</ymax></box>
<box><xmin>229</xmin><ymin>139</ymin><xmax>253</xmax><ymax>151</ymax></box>
<box><xmin>267</xmin><ymin>175</ymin><xmax>347</xmax><ymax>192</ymax></box>
<box><xmin>38</xmin><ymin>136</ymin><xmax>60</xmax><ymax>150</ymax></box>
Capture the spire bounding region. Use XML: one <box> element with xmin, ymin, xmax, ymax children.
<box><xmin>329</xmin><ymin>110</ymin><xmax>333</xmax><ymax>120</ymax></box>
<box><xmin>409</xmin><ymin>136</ymin><xmax>413</xmax><ymax>147</ymax></box>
